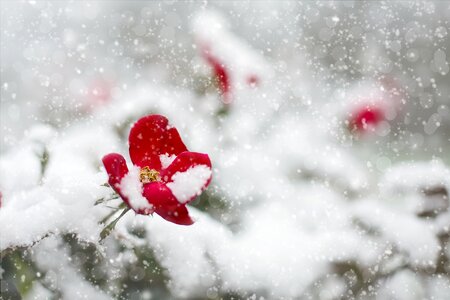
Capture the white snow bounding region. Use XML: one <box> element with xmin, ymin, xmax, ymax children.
<box><xmin>167</xmin><ymin>165</ymin><xmax>212</xmax><ymax>204</ymax></box>
<box><xmin>0</xmin><ymin>124</ymin><xmax>117</xmax><ymax>250</ymax></box>
<box><xmin>352</xmin><ymin>199</ymin><xmax>440</xmax><ymax>267</ymax></box>
<box><xmin>160</xmin><ymin>153</ymin><xmax>177</xmax><ymax>169</ymax></box>
<box><xmin>119</xmin><ymin>165</ymin><xmax>152</xmax><ymax>212</ymax></box>
<box><xmin>31</xmin><ymin>236</ymin><xmax>112</xmax><ymax>300</ymax></box>
<box><xmin>380</xmin><ymin>160</ymin><xmax>450</xmax><ymax>193</ymax></box>
<box><xmin>378</xmin><ymin>269</ymin><xmax>425</xmax><ymax>300</ymax></box>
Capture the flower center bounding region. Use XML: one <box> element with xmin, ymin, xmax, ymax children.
<box><xmin>139</xmin><ymin>166</ymin><xmax>160</xmax><ymax>183</ymax></box>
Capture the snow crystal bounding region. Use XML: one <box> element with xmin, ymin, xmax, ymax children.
<box><xmin>119</xmin><ymin>166</ymin><xmax>152</xmax><ymax>211</ymax></box>
<box><xmin>160</xmin><ymin>153</ymin><xmax>176</xmax><ymax>169</ymax></box>
<box><xmin>167</xmin><ymin>165</ymin><xmax>211</xmax><ymax>203</ymax></box>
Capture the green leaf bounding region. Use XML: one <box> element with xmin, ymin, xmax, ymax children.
<box><xmin>99</xmin><ymin>208</ymin><xmax>131</xmax><ymax>242</ymax></box>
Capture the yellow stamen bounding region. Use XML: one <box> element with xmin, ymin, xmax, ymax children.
<box><xmin>139</xmin><ymin>166</ymin><xmax>160</xmax><ymax>183</ymax></box>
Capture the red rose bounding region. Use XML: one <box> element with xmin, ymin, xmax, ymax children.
<box><xmin>349</xmin><ymin>105</ymin><xmax>385</xmax><ymax>133</ymax></box>
<box><xmin>102</xmin><ymin>115</ymin><xmax>212</xmax><ymax>225</ymax></box>
<box><xmin>202</xmin><ymin>45</ymin><xmax>231</xmax><ymax>102</ymax></box>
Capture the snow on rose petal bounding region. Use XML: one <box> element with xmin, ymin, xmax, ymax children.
<box><xmin>167</xmin><ymin>165</ymin><xmax>212</xmax><ymax>204</ymax></box>
<box><xmin>119</xmin><ymin>166</ymin><xmax>153</xmax><ymax>215</ymax></box>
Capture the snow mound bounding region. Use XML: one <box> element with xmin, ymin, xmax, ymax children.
<box><xmin>120</xmin><ymin>166</ymin><xmax>152</xmax><ymax>212</ymax></box>
<box><xmin>167</xmin><ymin>165</ymin><xmax>212</xmax><ymax>203</ymax></box>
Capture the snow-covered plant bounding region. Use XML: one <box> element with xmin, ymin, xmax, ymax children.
<box><xmin>1</xmin><ymin>2</ymin><xmax>449</xmax><ymax>299</ymax></box>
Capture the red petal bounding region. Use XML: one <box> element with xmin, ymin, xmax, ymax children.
<box><xmin>143</xmin><ymin>182</ymin><xmax>194</xmax><ymax>225</ymax></box>
<box><xmin>102</xmin><ymin>153</ymin><xmax>128</xmax><ymax>189</ymax></box>
<box><xmin>102</xmin><ymin>153</ymin><xmax>130</xmax><ymax>206</ymax></box>
<box><xmin>129</xmin><ymin>115</ymin><xmax>188</xmax><ymax>169</ymax></box>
